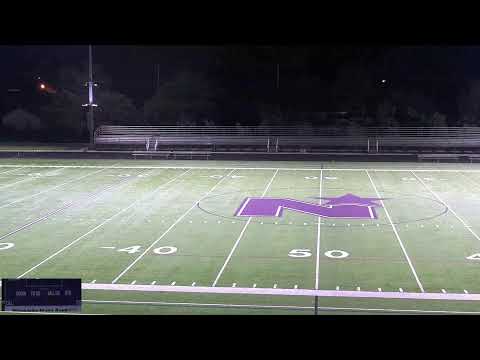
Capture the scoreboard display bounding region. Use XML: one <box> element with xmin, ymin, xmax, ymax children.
<box><xmin>1</xmin><ymin>279</ymin><xmax>82</xmax><ymax>312</ymax></box>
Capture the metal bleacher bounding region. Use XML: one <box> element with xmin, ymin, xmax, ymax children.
<box><xmin>94</xmin><ymin>126</ymin><xmax>480</xmax><ymax>155</ymax></box>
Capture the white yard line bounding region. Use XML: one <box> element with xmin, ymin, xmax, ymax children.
<box><xmin>315</xmin><ymin>169</ymin><xmax>323</xmax><ymax>290</ymax></box>
<box><xmin>82</xmin><ymin>283</ymin><xmax>480</xmax><ymax>301</ymax></box>
<box><xmin>0</xmin><ymin>167</ymin><xmax>110</xmax><ymax>210</ymax></box>
<box><xmin>412</xmin><ymin>171</ymin><xmax>480</xmax><ymax>243</ymax></box>
<box><xmin>0</xmin><ymin>167</ymin><xmax>146</xmax><ymax>244</ymax></box>
<box><xmin>111</xmin><ymin>169</ymin><xmax>236</xmax><ymax>284</ymax></box>
<box><xmin>17</xmin><ymin>169</ymin><xmax>191</xmax><ymax>278</ymax></box>
<box><xmin>366</xmin><ymin>170</ymin><xmax>425</xmax><ymax>292</ymax></box>
<box><xmin>0</xmin><ymin>166</ymin><xmax>27</xmax><ymax>175</ymax></box>
<box><xmin>211</xmin><ymin>169</ymin><xmax>279</xmax><ymax>287</ymax></box>
<box><xmin>3</xmin><ymin>164</ymin><xmax>480</xmax><ymax>172</ymax></box>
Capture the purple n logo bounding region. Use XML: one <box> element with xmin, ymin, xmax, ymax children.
<box><xmin>234</xmin><ymin>193</ymin><xmax>383</xmax><ymax>219</ymax></box>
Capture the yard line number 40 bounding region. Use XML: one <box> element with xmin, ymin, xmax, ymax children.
<box><xmin>117</xmin><ymin>245</ymin><xmax>177</xmax><ymax>255</ymax></box>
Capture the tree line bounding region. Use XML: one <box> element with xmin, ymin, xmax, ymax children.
<box><xmin>2</xmin><ymin>47</ymin><xmax>480</xmax><ymax>141</ymax></box>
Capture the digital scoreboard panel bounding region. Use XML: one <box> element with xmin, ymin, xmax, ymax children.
<box><xmin>1</xmin><ymin>279</ymin><xmax>82</xmax><ymax>312</ymax></box>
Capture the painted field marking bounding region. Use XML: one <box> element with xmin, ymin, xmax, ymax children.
<box><xmin>91</xmin><ymin>280</ymin><xmax>96</xmax><ymax>284</ymax></box>
<box><xmin>100</xmin><ymin>246</ymin><xmax>116</xmax><ymax>249</ymax></box>
<box><xmin>211</xmin><ymin>169</ymin><xmax>279</xmax><ymax>287</ymax></box>
<box><xmin>464</xmin><ymin>290</ymin><xmax>469</xmax><ymax>294</ymax></box>
<box><xmin>82</xmin><ymin>283</ymin><xmax>480</xmax><ymax>301</ymax></box>
<box><xmin>171</xmin><ymin>282</ymin><xmax>176</xmax><ymax>286</ymax></box>
<box><xmin>336</xmin><ymin>286</ymin><xmax>340</xmax><ymax>291</ymax></box>
<box><xmin>232</xmin><ymin>283</ymin><xmax>236</xmax><ymax>287</ymax></box>
<box><xmin>1</xmin><ymin>168</ymin><xmax>150</xmax><ymax>245</ymax></box>
<box><xmin>6</xmin><ymin>164</ymin><xmax>480</xmax><ymax>173</ymax></box>
<box><xmin>0</xmin><ymin>167</ymin><xmax>111</xmax><ymax>210</ymax></box>
<box><xmin>356</xmin><ymin>287</ymin><xmax>361</xmax><ymax>291</ymax></box>
<box><xmin>0</xmin><ymin>167</ymin><xmax>63</xmax><ymax>191</ymax></box>
<box><xmin>399</xmin><ymin>288</ymin><xmax>404</xmax><ymax>292</ymax></box>
<box><xmin>442</xmin><ymin>289</ymin><xmax>447</xmax><ymax>293</ymax></box>
<box><xmin>378</xmin><ymin>288</ymin><xmax>382</xmax><ymax>292</ymax></box>
<box><xmin>412</xmin><ymin>171</ymin><xmax>480</xmax><ymax>244</ymax></box>
<box><xmin>367</xmin><ymin>170</ymin><xmax>424</xmax><ymax>292</ymax></box>
<box><xmin>17</xmin><ymin>169</ymin><xmax>191</xmax><ymax>279</ymax></box>
<box><xmin>253</xmin><ymin>284</ymin><xmax>257</xmax><ymax>288</ymax></box>
<box><xmin>273</xmin><ymin>284</ymin><xmax>278</xmax><ymax>289</ymax></box>
<box><xmin>131</xmin><ymin>281</ymin><xmax>136</xmax><ymax>285</ymax></box>
<box><xmin>151</xmin><ymin>281</ymin><xmax>156</xmax><ymax>285</ymax></box>
<box><xmin>294</xmin><ymin>285</ymin><xmax>298</xmax><ymax>289</ymax></box>
<box><xmin>0</xmin><ymin>167</ymin><xmax>28</xmax><ymax>176</ymax></box>
<box><xmin>191</xmin><ymin>282</ymin><xmax>196</xmax><ymax>287</ymax></box>
<box><xmin>112</xmin><ymin>169</ymin><xmax>236</xmax><ymax>284</ymax></box>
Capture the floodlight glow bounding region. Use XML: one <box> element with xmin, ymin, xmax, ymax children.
<box><xmin>381</xmin><ymin>79</ymin><xmax>386</xmax><ymax>83</ymax></box>
<box><xmin>40</xmin><ymin>84</ymin><xmax>46</xmax><ymax>89</ymax></box>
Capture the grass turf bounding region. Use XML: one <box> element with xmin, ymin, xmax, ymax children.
<box><xmin>1</xmin><ymin>158</ymin><xmax>480</xmax><ymax>314</ymax></box>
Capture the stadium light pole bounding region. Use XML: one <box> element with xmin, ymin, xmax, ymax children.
<box><xmin>84</xmin><ymin>45</ymin><xmax>96</xmax><ymax>148</ymax></box>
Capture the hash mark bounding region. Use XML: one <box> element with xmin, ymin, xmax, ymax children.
<box><xmin>399</xmin><ymin>288</ymin><xmax>404</xmax><ymax>292</ymax></box>
<box><xmin>170</xmin><ymin>281</ymin><xmax>176</xmax><ymax>286</ymax></box>
<box><xmin>91</xmin><ymin>280</ymin><xmax>96</xmax><ymax>284</ymax></box>
<box><xmin>273</xmin><ymin>284</ymin><xmax>277</xmax><ymax>289</ymax></box>
<box><xmin>464</xmin><ymin>290</ymin><xmax>469</xmax><ymax>294</ymax></box>
<box><xmin>378</xmin><ymin>288</ymin><xmax>382</xmax><ymax>292</ymax></box>
<box><xmin>131</xmin><ymin>281</ymin><xmax>136</xmax><ymax>285</ymax></box>
<box><xmin>100</xmin><ymin>246</ymin><xmax>116</xmax><ymax>249</ymax></box>
<box><xmin>191</xmin><ymin>282</ymin><xmax>196</xmax><ymax>287</ymax></box>
<box><xmin>253</xmin><ymin>283</ymin><xmax>257</xmax><ymax>288</ymax></box>
<box><xmin>441</xmin><ymin>289</ymin><xmax>446</xmax><ymax>293</ymax></box>
<box><xmin>151</xmin><ymin>281</ymin><xmax>156</xmax><ymax>285</ymax></box>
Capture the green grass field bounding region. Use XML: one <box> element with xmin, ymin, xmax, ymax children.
<box><xmin>2</xmin><ymin>158</ymin><xmax>480</xmax><ymax>315</ymax></box>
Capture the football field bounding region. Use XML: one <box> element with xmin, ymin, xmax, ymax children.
<box><xmin>2</xmin><ymin>158</ymin><xmax>480</xmax><ymax>314</ymax></box>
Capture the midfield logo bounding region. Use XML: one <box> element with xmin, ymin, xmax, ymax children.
<box><xmin>234</xmin><ymin>193</ymin><xmax>384</xmax><ymax>219</ymax></box>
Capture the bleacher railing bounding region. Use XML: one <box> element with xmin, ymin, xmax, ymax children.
<box><xmin>94</xmin><ymin>126</ymin><xmax>480</xmax><ymax>153</ymax></box>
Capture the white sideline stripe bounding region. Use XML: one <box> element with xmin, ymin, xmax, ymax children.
<box><xmin>83</xmin><ymin>299</ymin><xmax>313</xmax><ymax>311</ymax></box>
<box><xmin>366</xmin><ymin>170</ymin><xmax>425</xmax><ymax>292</ymax></box>
<box><xmin>17</xmin><ymin>169</ymin><xmax>191</xmax><ymax>278</ymax></box>
<box><xmin>5</xmin><ymin>164</ymin><xmax>480</xmax><ymax>173</ymax></box>
<box><xmin>0</xmin><ymin>167</ymin><xmax>110</xmax><ymax>210</ymax></box>
<box><xmin>81</xmin><ymin>283</ymin><xmax>480</xmax><ymax>301</ymax></box>
<box><xmin>111</xmin><ymin>169</ymin><xmax>236</xmax><ymax>284</ymax></box>
<box><xmin>412</xmin><ymin>171</ymin><xmax>480</xmax><ymax>244</ymax></box>
<box><xmin>315</xmin><ymin>169</ymin><xmax>323</xmax><ymax>290</ymax></box>
<box><xmin>81</xmin><ymin>299</ymin><xmax>480</xmax><ymax>314</ymax></box>
<box><xmin>211</xmin><ymin>168</ymin><xmax>279</xmax><ymax>287</ymax></box>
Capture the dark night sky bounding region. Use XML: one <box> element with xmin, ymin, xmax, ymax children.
<box><xmin>2</xmin><ymin>45</ymin><xmax>480</xmax><ymax>117</ymax></box>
